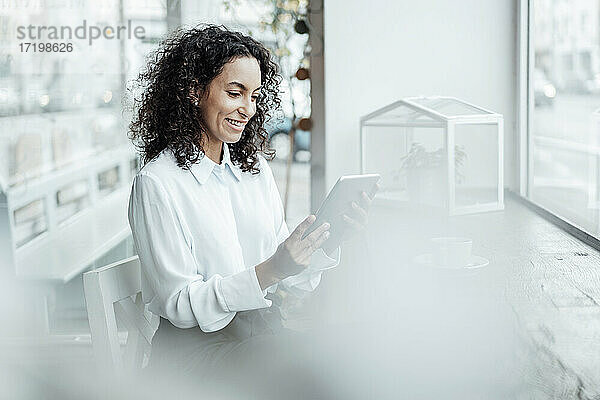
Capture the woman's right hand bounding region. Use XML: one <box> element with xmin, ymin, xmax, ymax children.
<box><xmin>275</xmin><ymin>215</ymin><xmax>331</xmax><ymax>278</ymax></box>
<box><xmin>256</xmin><ymin>215</ymin><xmax>330</xmax><ymax>290</ymax></box>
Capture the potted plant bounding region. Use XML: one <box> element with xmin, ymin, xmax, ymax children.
<box><xmin>398</xmin><ymin>143</ymin><xmax>467</xmax><ymax>206</ymax></box>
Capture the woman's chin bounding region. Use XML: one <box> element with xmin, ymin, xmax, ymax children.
<box><xmin>224</xmin><ymin>133</ymin><xmax>243</xmax><ymax>143</ymax></box>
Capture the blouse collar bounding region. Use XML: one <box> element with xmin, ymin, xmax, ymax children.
<box><xmin>190</xmin><ymin>142</ymin><xmax>242</xmax><ymax>184</ymax></box>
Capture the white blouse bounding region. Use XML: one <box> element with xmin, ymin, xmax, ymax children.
<box><xmin>127</xmin><ymin>143</ymin><xmax>340</xmax><ymax>333</ymax></box>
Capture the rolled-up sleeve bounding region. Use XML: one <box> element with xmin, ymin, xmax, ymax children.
<box><xmin>262</xmin><ymin>160</ymin><xmax>341</xmax><ymax>293</ymax></box>
<box><xmin>128</xmin><ymin>173</ymin><xmax>271</xmax><ymax>332</ymax></box>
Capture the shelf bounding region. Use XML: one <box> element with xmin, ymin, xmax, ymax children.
<box><xmin>373</xmin><ymin>189</ymin><xmax>504</xmax><ymax>216</ymax></box>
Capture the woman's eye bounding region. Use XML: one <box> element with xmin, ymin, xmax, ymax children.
<box><xmin>251</xmin><ymin>95</ymin><xmax>259</xmax><ymax>102</ymax></box>
<box><xmin>227</xmin><ymin>91</ymin><xmax>241</xmax><ymax>98</ymax></box>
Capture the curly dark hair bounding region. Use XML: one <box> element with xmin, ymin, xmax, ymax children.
<box><xmin>126</xmin><ymin>24</ymin><xmax>281</xmax><ymax>174</ymax></box>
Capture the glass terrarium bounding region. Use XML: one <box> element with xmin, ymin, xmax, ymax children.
<box><xmin>360</xmin><ymin>96</ymin><xmax>504</xmax><ymax>215</ymax></box>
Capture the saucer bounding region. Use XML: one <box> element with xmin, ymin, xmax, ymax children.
<box><xmin>412</xmin><ymin>254</ymin><xmax>489</xmax><ymax>270</ymax></box>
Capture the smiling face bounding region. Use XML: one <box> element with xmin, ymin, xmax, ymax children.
<box><xmin>197</xmin><ymin>56</ymin><xmax>262</xmax><ymax>153</ymax></box>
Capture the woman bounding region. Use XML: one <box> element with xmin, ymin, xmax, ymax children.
<box><xmin>126</xmin><ymin>24</ymin><xmax>371</xmax><ymax>382</ymax></box>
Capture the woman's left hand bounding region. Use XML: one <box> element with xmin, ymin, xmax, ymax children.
<box><xmin>341</xmin><ymin>184</ymin><xmax>380</xmax><ymax>242</ymax></box>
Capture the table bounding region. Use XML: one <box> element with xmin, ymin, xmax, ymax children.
<box><xmin>291</xmin><ymin>194</ymin><xmax>600</xmax><ymax>399</ymax></box>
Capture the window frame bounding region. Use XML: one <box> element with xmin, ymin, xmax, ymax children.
<box><xmin>516</xmin><ymin>0</ymin><xmax>600</xmax><ymax>250</ymax></box>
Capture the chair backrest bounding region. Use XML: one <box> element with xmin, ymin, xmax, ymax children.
<box><xmin>83</xmin><ymin>255</ymin><xmax>159</xmax><ymax>374</ymax></box>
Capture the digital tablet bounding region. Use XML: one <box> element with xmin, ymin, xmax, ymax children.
<box><xmin>301</xmin><ymin>174</ymin><xmax>381</xmax><ymax>241</ymax></box>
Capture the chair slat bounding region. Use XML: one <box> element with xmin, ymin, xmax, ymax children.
<box><xmin>114</xmin><ymin>296</ymin><xmax>155</xmax><ymax>346</ymax></box>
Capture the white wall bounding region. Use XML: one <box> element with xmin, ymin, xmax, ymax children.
<box><xmin>322</xmin><ymin>0</ymin><xmax>518</xmax><ymax>190</ymax></box>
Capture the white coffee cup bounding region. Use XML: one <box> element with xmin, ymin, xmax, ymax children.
<box><xmin>430</xmin><ymin>237</ymin><xmax>473</xmax><ymax>268</ymax></box>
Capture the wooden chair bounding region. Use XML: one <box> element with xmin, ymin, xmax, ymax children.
<box><xmin>83</xmin><ymin>255</ymin><xmax>159</xmax><ymax>374</ymax></box>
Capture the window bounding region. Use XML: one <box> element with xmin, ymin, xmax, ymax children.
<box><xmin>524</xmin><ymin>0</ymin><xmax>600</xmax><ymax>238</ymax></box>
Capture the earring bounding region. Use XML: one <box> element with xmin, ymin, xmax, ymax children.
<box><xmin>194</xmin><ymin>99</ymin><xmax>199</xmax><ymax>106</ymax></box>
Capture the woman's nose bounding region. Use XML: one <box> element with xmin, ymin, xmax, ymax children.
<box><xmin>239</xmin><ymin>96</ymin><xmax>255</xmax><ymax>118</ymax></box>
